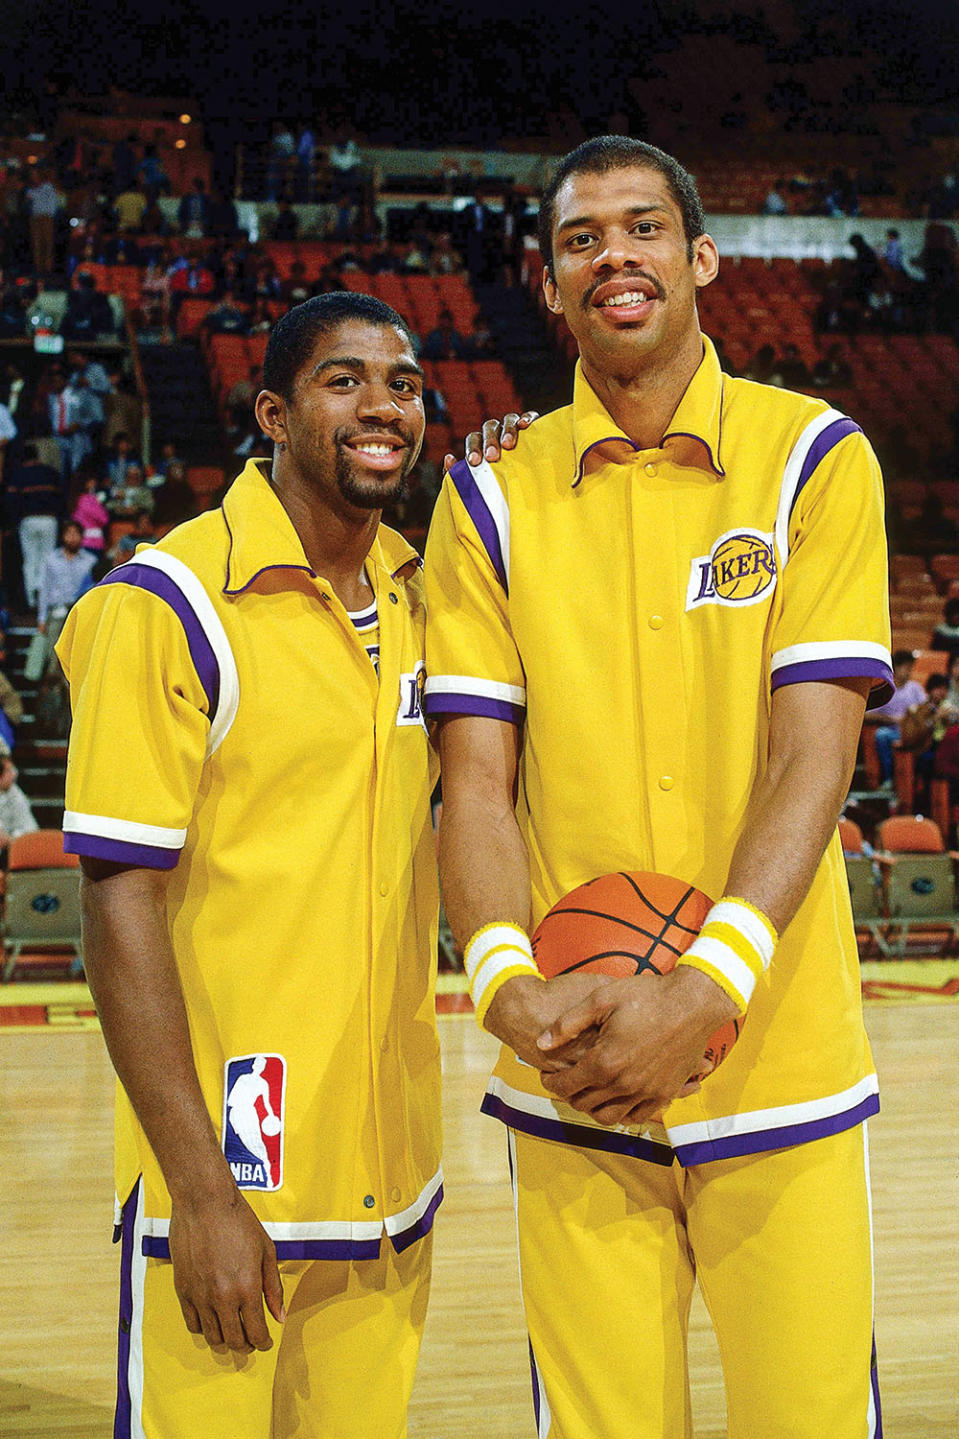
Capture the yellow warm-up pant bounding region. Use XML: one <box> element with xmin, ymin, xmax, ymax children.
<box><xmin>510</xmin><ymin>1124</ymin><xmax>880</xmax><ymax>1439</ymax></box>
<box><xmin>115</xmin><ymin>1186</ymin><xmax>432</xmax><ymax>1439</ymax></box>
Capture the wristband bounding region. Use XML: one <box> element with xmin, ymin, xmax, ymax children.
<box><xmin>463</xmin><ymin>922</ymin><xmax>542</xmax><ymax>1025</ymax></box>
<box><xmin>676</xmin><ymin>895</ymin><xmax>778</xmax><ymax>1014</ymax></box>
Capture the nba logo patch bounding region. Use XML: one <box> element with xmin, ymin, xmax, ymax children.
<box><xmin>222</xmin><ymin>1053</ymin><xmax>286</xmax><ymax>1191</ymax></box>
<box><xmin>396</xmin><ymin>662</ymin><xmax>427</xmax><ymax>729</ymax></box>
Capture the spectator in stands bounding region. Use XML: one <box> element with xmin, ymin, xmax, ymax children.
<box><xmin>169</xmin><ymin>251</ymin><xmax>216</xmax><ymax>319</ymax></box>
<box><xmin>72</xmin><ymin>472</ymin><xmax>110</xmax><ymax>556</ymax></box>
<box><xmin>177</xmin><ymin>177</ymin><xmax>212</xmax><ymax>238</ymax></box>
<box><xmin>328</xmin><ymin>129</ymin><xmax>364</xmax><ymax>204</ymax></box>
<box><xmin>811</xmin><ymin>343</ymin><xmax>852</xmax><ymax>388</ymax></box>
<box><xmin>0</xmin><ymin>744</ymin><xmax>39</xmax><ymax>845</ymax></box>
<box><xmin>151</xmin><ymin>459</ymin><xmax>195</xmax><ymax>528</ymax></box>
<box><xmin>0</xmin><ymin>391</ymin><xmax>16</xmax><ymax>484</ymax></box>
<box><xmin>457</xmin><ymin>187</ymin><xmax>496</xmax><ymax>284</ymax></box>
<box><xmin>773</xmin><ymin>343</ymin><xmax>810</xmax><ymax>389</ymax></box>
<box><xmin>846</xmin><ymin>233</ymin><xmax>883</xmax><ymax>312</ymax></box>
<box><xmin>296</xmin><ymin>124</ymin><xmax>316</xmax><ymax>199</ymax></box>
<box><xmin>930</xmin><ymin>598</ymin><xmax>959</xmax><ymax>657</ymax></box>
<box><xmin>25</xmin><ymin>166</ymin><xmax>61</xmax><ymax>275</ymax></box>
<box><xmin>107</xmin><ymin>508</ymin><xmax>156</xmax><ymax>567</ymax></box>
<box><xmin>114</xmin><ymin>180</ymin><xmax>148</xmax><ymax>233</ymax></box>
<box><xmin>271</xmin><ymin>197</ymin><xmax>299</xmax><ymax>242</ymax></box>
<box><xmin>423</xmin><ymin>307</ymin><xmax>470</xmax><ymax>360</ymax></box>
<box><xmin>153</xmin><ymin>440</ymin><xmax>185</xmax><ymax>478</ymax></box>
<box><xmin>103</xmin><ymin>370</ymin><xmax>142</xmax><ymax>448</ymax></box>
<box><xmin>48</xmin><ymin>365</ymin><xmax>99</xmax><ymax>477</ymax></box>
<box><xmin>104</xmin><ymin>432</ymin><xmax>143</xmax><ymax>488</ymax></box>
<box><xmin>901</xmin><ymin>671</ymin><xmax>952</xmax><ymax>804</ymax></box>
<box><xmin>203</xmin><ymin>290</ymin><xmax>249</xmax><ymax>335</ymax></box>
<box><xmin>762</xmin><ymin>180</ymin><xmax>789</xmax><ymax>216</ymax></box>
<box><xmin>744</xmin><ymin>343</ymin><xmax>777</xmax><ymax>384</ymax></box>
<box><xmin>882</xmin><ymin>228</ymin><xmax>907</xmax><ymax>276</ymax></box>
<box><xmin>38</xmin><ymin>519</ymin><xmax>96</xmax><ymax>646</ymax></box>
<box><xmin>252</xmin><ymin>255</ymin><xmax>283</xmax><ymax>301</ymax></box>
<box><xmin>227</xmin><ymin>364</ymin><xmax>260</xmax><ymax>430</ymax></box>
<box><xmin>106</xmin><ymin>462</ymin><xmax>153</xmax><ymax>519</ymax></box>
<box><xmin>267</xmin><ymin>121</ymin><xmax>297</xmax><ymax>200</ymax></box>
<box><xmin>0</xmin><ymin>656</ymin><xmax>24</xmax><ymax>751</ymax></box>
<box><xmin>913</xmin><ymin>223</ymin><xmax>959</xmax><ymax>334</ymax></box>
<box><xmin>943</xmin><ymin>652</ymin><xmax>959</xmax><ymax>720</ymax></box>
<box><xmin>429</xmin><ymin>231</ymin><xmax>465</xmax><ymax>276</ymax></box>
<box><xmin>869</xmin><ymin>648</ymin><xmax>928</xmax><ymax>785</ymax></box>
<box><xmin>248</xmin><ymin>295</ymin><xmax>275</xmax><ymax>335</ymax></box>
<box><xmin>280</xmin><ymin>261</ymin><xmax>312</xmax><ymax>306</ymax></box>
<box><xmin>6</xmin><ymin>445</ymin><xmax>66</xmax><ymax>610</ymax></box>
<box><xmin>207</xmin><ymin>188</ymin><xmax>240</xmax><ymax>241</ymax></box>
<box><xmin>61</xmin><ymin>271</ymin><xmax>115</xmax><ymax>340</ymax></box>
<box><xmin>137</xmin><ymin>142</ymin><xmax>170</xmax><ymax>200</ymax></box>
<box><xmin>111</xmin><ymin>134</ymin><xmax>139</xmax><ymax>196</ymax></box>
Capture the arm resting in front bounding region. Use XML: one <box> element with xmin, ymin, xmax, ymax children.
<box><xmin>81</xmin><ymin>857</ymin><xmax>285</xmax><ymax>1352</ymax></box>
<box><xmin>540</xmin><ymin>677</ymin><xmax>872</xmax><ymax>1124</ymax></box>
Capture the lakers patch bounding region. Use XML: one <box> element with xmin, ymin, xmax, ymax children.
<box><xmin>686</xmin><ymin>528</ymin><xmax>777</xmax><ymax>610</ymax></box>
<box><xmin>396</xmin><ymin>662</ymin><xmax>427</xmax><ymax>729</ymax></box>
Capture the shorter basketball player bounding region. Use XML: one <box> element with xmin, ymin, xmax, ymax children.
<box><xmin>426</xmin><ymin>138</ymin><xmax>891</xmax><ymax>1439</ymax></box>
<box><xmin>58</xmin><ymin>293</ymin><xmax>446</xmax><ymax>1439</ymax></box>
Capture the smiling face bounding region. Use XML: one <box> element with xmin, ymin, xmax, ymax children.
<box><xmin>543</xmin><ymin>164</ymin><xmax>718</xmax><ymax>385</ymax></box>
<box><xmin>257</xmin><ymin>318</ymin><xmax>426</xmax><ymax>517</ymax></box>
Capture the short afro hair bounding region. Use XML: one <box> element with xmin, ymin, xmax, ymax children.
<box><xmin>537</xmin><ymin>136</ymin><xmax>706</xmax><ymax>274</ymax></box>
<box><xmin>262</xmin><ymin>291</ymin><xmax>416</xmax><ymax>401</ymax></box>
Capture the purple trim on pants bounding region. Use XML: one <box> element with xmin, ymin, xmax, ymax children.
<box><xmin>64</xmin><ymin>831</ymin><xmax>181</xmax><ymax>870</ymax></box>
<box><xmin>871</xmin><ymin>1332</ymin><xmax>883</xmax><ymax>1437</ymax></box>
<box><xmin>423</xmin><ymin>692</ymin><xmax>525</xmax><ymax>725</ymax></box>
<box><xmin>482</xmin><ymin>1092</ymin><xmax>675</xmax><ymax>1166</ymax></box>
<box><xmin>389</xmin><ymin>1182</ymin><xmax>444</xmax><ymax>1253</ymax></box>
<box><xmin>529</xmin><ymin>1339</ymin><xmax>543</xmax><ymax>1432</ymax></box>
<box><xmin>114</xmin><ymin>1179</ymin><xmax>139</xmax><ymax>1439</ymax></box>
<box><xmin>101</xmin><ymin>562</ymin><xmax>221</xmax><ymax>720</ymax></box>
<box><xmin>790</xmin><ymin>417</ymin><xmax>862</xmax><ymax>520</ymax></box>
<box><xmin>671</xmin><ymin>1092</ymin><xmax>879</xmax><ymax>1166</ymax></box>
<box><xmin>447</xmin><ymin>460</ymin><xmax>509</xmax><ymax>594</ymax></box>
<box><xmin>771</xmin><ymin>657</ymin><xmax>894</xmax><ymax>710</ymax></box>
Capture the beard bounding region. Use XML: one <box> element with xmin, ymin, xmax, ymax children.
<box><xmin>333</xmin><ymin>436</ymin><xmax>416</xmax><ymax>510</ymax></box>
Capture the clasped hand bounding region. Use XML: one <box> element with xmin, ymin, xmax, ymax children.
<box><xmin>487</xmin><ymin>967</ymin><xmax>739</xmax><ymax>1129</ymax></box>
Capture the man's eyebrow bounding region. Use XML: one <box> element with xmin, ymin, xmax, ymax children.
<box><xmin>309</xmin><ymin>356</ymin><xmax>425</xmax><ymax>380</ymax></box>
<box><xmin>556</xmin><ymin>204</ymin><xmax>671</xmax><ymax>234</ymax></box>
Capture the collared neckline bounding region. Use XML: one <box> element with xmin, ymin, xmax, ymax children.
<box><xmin>571</xmin><ymin>334</ymin><xmax>726</xmax><ymax>487</ymax></box>
<box><xmin>222</xmin><ymin>459</ymin><xmax>422</xmax><ymax>596</ymax></box>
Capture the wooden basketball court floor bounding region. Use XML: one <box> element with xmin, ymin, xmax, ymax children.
<box><xmin>2</xmin><ymin>999</ymin><xmax>957</xmax><ymax>1437</ymax></box>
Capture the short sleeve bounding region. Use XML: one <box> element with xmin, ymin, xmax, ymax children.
<box><xmin>424</xmin><ymin>460</ymin><xmax>526</xmax><ymax>724</ymax></box>
<box><xmin>57</xmin><ymin>577</ymin><xmax>214</xmax><ymax>868</ymax></box>
<box><xmin>770</xmin><ymin>421</ymin><xmax>893</xmax><ymax>710</ymax></box>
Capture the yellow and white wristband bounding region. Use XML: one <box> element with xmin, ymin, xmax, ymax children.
<box><xmin>463</xmin><ymin>922</ymin><xmax>543</xmax><ymax>1026</ymax></box>
<box><xmin>676</xmin><ymin>896</ymin><xmax>778</xmax><ymax>1015</ymax></box>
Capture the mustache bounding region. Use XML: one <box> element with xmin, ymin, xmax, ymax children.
<box><xmin>583</xmin><ymin>271</ymin><xmax>666</xmax><ymax>310</ymax></box>
<box><xmin>337</xmin><ymin>424</ymin><xmax>413</xmax><ymax>448</ymax></box>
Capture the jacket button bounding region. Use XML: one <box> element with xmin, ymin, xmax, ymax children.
<box><xmin>659</xmin><ymin>775</ymin><xmax>675</xmax><ymax>791</ymax></box>
<box><xmin>363</xmin><ymin>1194</ymin><xmax>376</xmax><ymax>1209</ymax></box>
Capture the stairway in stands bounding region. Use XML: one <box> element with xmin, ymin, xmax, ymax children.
<box><xmin>472</xmin><ymin>278</ymin><xmax>574</xmax><ymax>417</ymax></box>
<box><xmin>140</xmin><ymin>342</ymin><xmax>225</xmax><ymax>464</ymax></box>
<box><xmin>5</xmin><ymin>626</ymin><xmax>68</xmax><ymax>832</ymax></box>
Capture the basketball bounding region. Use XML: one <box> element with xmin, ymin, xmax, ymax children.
<box><xmin>261</xmin><ymin>1115</ymin><xmax>282</xmax><ymax>1136</ymax></box>
<box><xmin>531</xmin><ymin>871</ymin><xmax>741</xmax><ymax>1074</ymax></box>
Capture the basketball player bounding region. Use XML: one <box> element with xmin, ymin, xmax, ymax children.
<box><xmin>425</xmin><ymin>138</ymin><xmax>891</xmax><ymax>1439</ymax></box>
<box><xmin>58</xmin><ymin>292</ymin><xmax>446</xmax><ymax>1439</ymax></box>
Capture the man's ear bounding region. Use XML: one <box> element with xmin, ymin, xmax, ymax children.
<box><xmin>254</xmin><ymin>389</ymin><xmax>288</xmax><ymax>447</ymax></box>
<box><xmin>543</xmin><ymin>266</ymin><xmax>564</xmax><ymax>315</ymax></box>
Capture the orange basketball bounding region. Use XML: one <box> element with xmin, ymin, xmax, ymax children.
<box><xmin>531</xmin><ymin>871</ymin><xmax>741</xmax><ymax>1075</ymax></box>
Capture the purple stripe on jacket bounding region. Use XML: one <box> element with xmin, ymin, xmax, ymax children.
<box><xmin>101</xmin><ymin>562</ymin><xmax>221</xmax><ymax>720</ymax></box>
<box><xmin>481</xmin><ymin>1092</ymin><xmax>675</xmax><ymax>1166</ymax></box>
<box><xmin>789</xmin><ymin>416</ymin><xmax>862</xmax><ymax>521</ymax></box>
<box><xmin>389</xmin><ymin>1182</ymin><xmax>444</xmax><ymax>1253</ymax></box>
<box><xmin>423</xmin><ymin>691</ymin><xmax>525</xmax><ymax>724</ymax></box>
<box><xmin>63</xmin><ymin>831</ymin><xmax>181</xmax><ymax>870</ymax></box>
<box><xmin>114</xmin><ymin>1179</ymin><xmax>139</xmax><ymax>1439</ymax></box>
<box><xmin>771</xmin><ymin>656</ymin><xmax>894</xmax><ymax>709</ymax></box>
<box><xmin>671</xmin><ymin>1091</ymin><xmax>879</xmax><ymax>1166</ymax></box>
<box><xmin>448</xmin><ymin>459</ymin><xmax>509</xmax><ymax>594</ymax></box>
